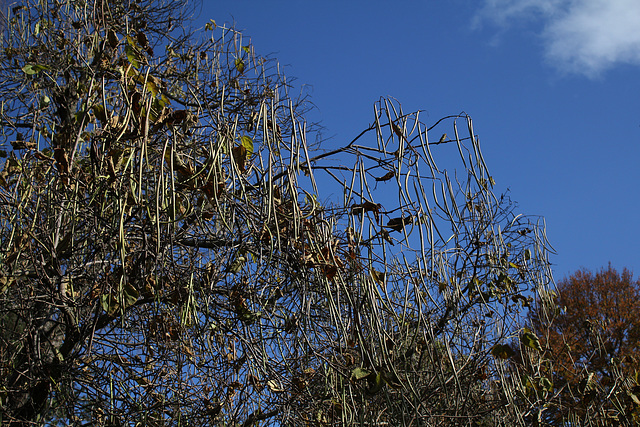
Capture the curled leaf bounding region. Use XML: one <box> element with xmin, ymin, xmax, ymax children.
<box><xmin>351</xmin><ymin>367</ymin><xmax>371</xmax><ymax>381</ymax></box>
<box><xmin>234</xmin><ymin>57</ymin><xmax>245</xmax><ymax>73</ymax></box>
<box><xmin>385</xmin><ymin>216</ymin><xmax>412</xmax><ymax>232</ymax></box>
<box><xmin>491</xmin><ymin>344</ymin><xmax>515</xmax><ymax>359</ymax></box>
<box><xmin>375</xmin><ymin>171</ymin><xmax>395</xmax><ymax>182</ymax></box>
<box><xmin>53</xmin><ymin>147</ymin><xmax>69</xmax><ymax>175</ymax></box>
<box><xmin>351</xmin><ymin>201</ymin><xmax>381</xmax><ymax>222</ymax></box>
<box><xmin>107</xmin><ymin>29</ymin><xmax>119</xmax><ymax>48</ymax></box>
<box><xmin>232</xmin><ymin>144</ymin><xmax>247</xmax><ymax>172</ymax></box>
<box><xmin>21</xmin><ymin>63</ymin><xmax>49</xmax><ymax>75</ymax></box>
<box><xmin>521</xmin><ymin>329</ymin><xmax>542</xmax><ymax>352</ymax></box>
<box><xmin>370</xmin><ymin>269</ymin><xmax>385</xmax><ymax>285</ymax></box>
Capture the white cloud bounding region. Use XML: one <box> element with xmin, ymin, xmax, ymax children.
<box><xmin>476</xmin><ymin>0</ymin><xmax>640</xmax><ymax>77</ymax></box>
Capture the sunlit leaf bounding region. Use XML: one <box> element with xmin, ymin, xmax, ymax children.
<box><xmin>539</xmin><ymin>377</ymin><xmax>553</xmax><ymax>393</ymax></box>
<box><xmin>125</xmin><ymin>45</ymin><xmax>140</xmax><ymax>68</ymax></box>
<box><xmin>521</xmin><ymin>329</ymin><xmax>542</xmax><ymax>352</ymax></box>
<box><xmin>351</xmin><ymin>367</ymin><xmax>371</xmax><ymax>381</ymax></box>
<box><xmin>240</xmin><ymin>135</ymin><xmax>254</xmax><ymax>157</ymax></box>
<box><xmin>370</xmin><ymin>269</ymin><xmax>385</xmax><ymax>285</ymax></box>
<box><xmin>0</xmin><ymin>274</ymin><xmax>15</xmax><ymax>294</ymax></box>
<box><xmin>146</xmin><ymin>78</ymin><xmax>159</xmax><ymax>97</ymax></box>
<box><xmin>21</xmin><ymin>63</ymin><xmax>49</xmax><ymax>75</ymax></box>
<box><xmin>204</xmin><ymin>19</ymin><xmax>217</xmax><ymax>31</ymax></box>
<box><xmin>267</xmin><ymin>380</ymin><xmax>283</xmax><ymax>392</ymax></box>
<box><xmin>234</xmin><ymin>57</ymin><xmax>245</xmax><ymax>73</ymax></box>
<box><xmin>40</xmin><ymin>95</ymin><xmax>50</xmax><ymax>108</ymax></box>
<box><xmin>227</xmin><ymin>255</ymin><xmax>246</xmax><ymax>273</ymax></box>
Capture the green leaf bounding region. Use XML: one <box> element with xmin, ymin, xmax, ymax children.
<box><xmin>370</xmin><ymin>269</ymin><xmax>385</xmax><ymax>285</ymax></box>
<box><xmin>0</xmin><ymin>274</ymin><xmax>15</xmax><ymax>293</ymax></box>
<box><xmin>240</xmin><ymin>135</ymin><xmax>254</xmax><ymax>157</ymax></box>
<box><xmin>100</xmin><ymin>293</ymin><xmax>118</xmax><ymax>316</ymax></box>
<box><xmin>123</xmin><ymin>282</ymin><xmax>139</xmax><ymax>308</ymax></box>
<box><xmin>21</xmin><ymin>63</ymin><xmax>49</xmax><ymax>75</ymax></box>
<box><xmin>146</xmin><ymin>78</ymin><xmax>159</xmax><ymax>97</ymax></box>
<box><xmin>351</xmin><ymin>367</ymin><xmax>371</xmax><ymax>381</ymax></box>
<box><xmin>227</xmin><ymin>255</ymin><xmax>246</xmax><ymax>274</ymax></box>
<box><xmin>234</xmin><ymin>57</ymin><xmax>245</xmax><ymax>73</ymax></box>
<box><xmin>238</xmin><ymin>308</ymin><xmax>261</xmax><ymax>324</ymax></box>
<box><xmin>40</xmin><ymin>95</ymin><xmax>51</xmax><ymax>107</ymax></box>
<box><xmin>92</xmin><ymin>104</ymin><xmax>106</xmax><ymax>123</ymax></box>
<box><xmin>125</xmin><ymin>44</ymin><xmax>140</xmax><ymax>68</ymax></box>
<box><xmin>521</xmin><ymin>329</ymin><xmax>542</xmax><ymax>352</ymax></box>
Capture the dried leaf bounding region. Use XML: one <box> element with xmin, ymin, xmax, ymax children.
<box><xmin>375</xmin><ymin>171</ymin><xmax>395</xmax><ymax>182</ymax></box>
<box><xmin>391</xmin><ymin>122</ymin><xmax>404</xmax><ymax>139</ymax></box>
<box><xmin>107</xmin><ymin>29</ymin><xmax>119</xmax><ymax>48</ymax></box>
<box><xmin>370</xmin><ymin>269</ymin><xmax>385</xmax><ymax>285</ymax></box>
<box><xmin>386</xmin><ymin>216</ymin><xmax>412</xmax><ymax>232</ymax></box>
<box><xmin>351</xmin><ymin>201</ymin><xmax>381</xmax><ymax>222</ymax></box>
<box><xmin>53</xmin><ymin>147</ymin><xmax>69</xmax><ymax>175</ymax></box>
<box><xmin>491</xmin><ymin>344</ymin><xmax>515</xmax><ymax>359</ymax></box>
<box><xmin>232</xmin><ymin>144</ymin><xmax>247</xmax><ymax>172</ymax></box>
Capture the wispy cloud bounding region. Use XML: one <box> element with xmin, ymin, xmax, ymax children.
<box><xmin>475</xmin><ymin>0</ymin><xmax>640</xmax><ymax>77</ymax></box>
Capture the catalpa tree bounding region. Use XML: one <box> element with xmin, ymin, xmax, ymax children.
<box><xmin>0</xmin><ymin>0</ymin><xmax>554</xmax><ymax>425</ymax></box>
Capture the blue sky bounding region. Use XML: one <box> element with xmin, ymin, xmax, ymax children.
<box><xmin>200</xmin><ymin>0</ymin><xmax>640</xmax><ymax>280</ymax></box>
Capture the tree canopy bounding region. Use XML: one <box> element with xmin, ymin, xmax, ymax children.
<box><xmin>526</xmin><ymin>265</ymin><xmax>640</xmax><ymax>425</ymax></box>
<box><xmin>0</xmin><ymin>0</ymin><xmax>557</xmax><ymax>425</ymax></box>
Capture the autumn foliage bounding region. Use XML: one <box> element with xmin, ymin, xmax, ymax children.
<box><xmin>527</xmin><ymin>264</ymin><xmax>640</xmax><ymax>424</ymax></box>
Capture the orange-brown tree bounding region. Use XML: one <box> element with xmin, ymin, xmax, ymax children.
<box><xmin>527</xmin><ymin>265</ymin><xmax>640</xmax><ymax>424</ymax></box>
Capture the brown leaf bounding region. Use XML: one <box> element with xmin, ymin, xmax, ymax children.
<box><xmin>375</xmin><ymin>171</ymin><xmax>395</xmax><ymax>182</ymax></box>
<box><xmin>351</xmin><ymin>201</ymin><xmax>382</xmax><ymax>222</ymax></box>
<box><xmin>165</xmin><ymin>109</ymin><xmax>187</xmax><ymax>126</ymax></box>
<box><xmin>136</xmin><ymin>31</ymin><xmax>153</xmax><ymax>56</ymax></box>
<box><xmin>232</xmin><ymin>145</ymin><xmax>247</xmax><ymax>172</ymax></box>
<box><xmin>385</xmin><ymin>216</ymin><xmax>412</xmax><ymax>232</ymax></box>
<box><xmin>53</xmin><ymin>147</ymin><xmax>69</xmax><ymax>174</ymax></box>
<box><xmin>107</xmin><ymin>29</ymin><xmax>119</xmax><ymax>48</ymax></box>
<box><xmin>379</xmin><ymin>229</ymin><xmax>394</xmax><ymax>245</ymax></box>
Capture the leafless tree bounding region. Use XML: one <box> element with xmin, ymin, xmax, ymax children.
<box><xmin>0</xmin><ymin>0</ymin><xmax>555</xmax><ymax>425</ymax></box>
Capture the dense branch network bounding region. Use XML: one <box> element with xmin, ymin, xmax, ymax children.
<box><xmin>0</xmin><ymin>1</ymin><xmax>557</xmax><ymax>426</ymax></box>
